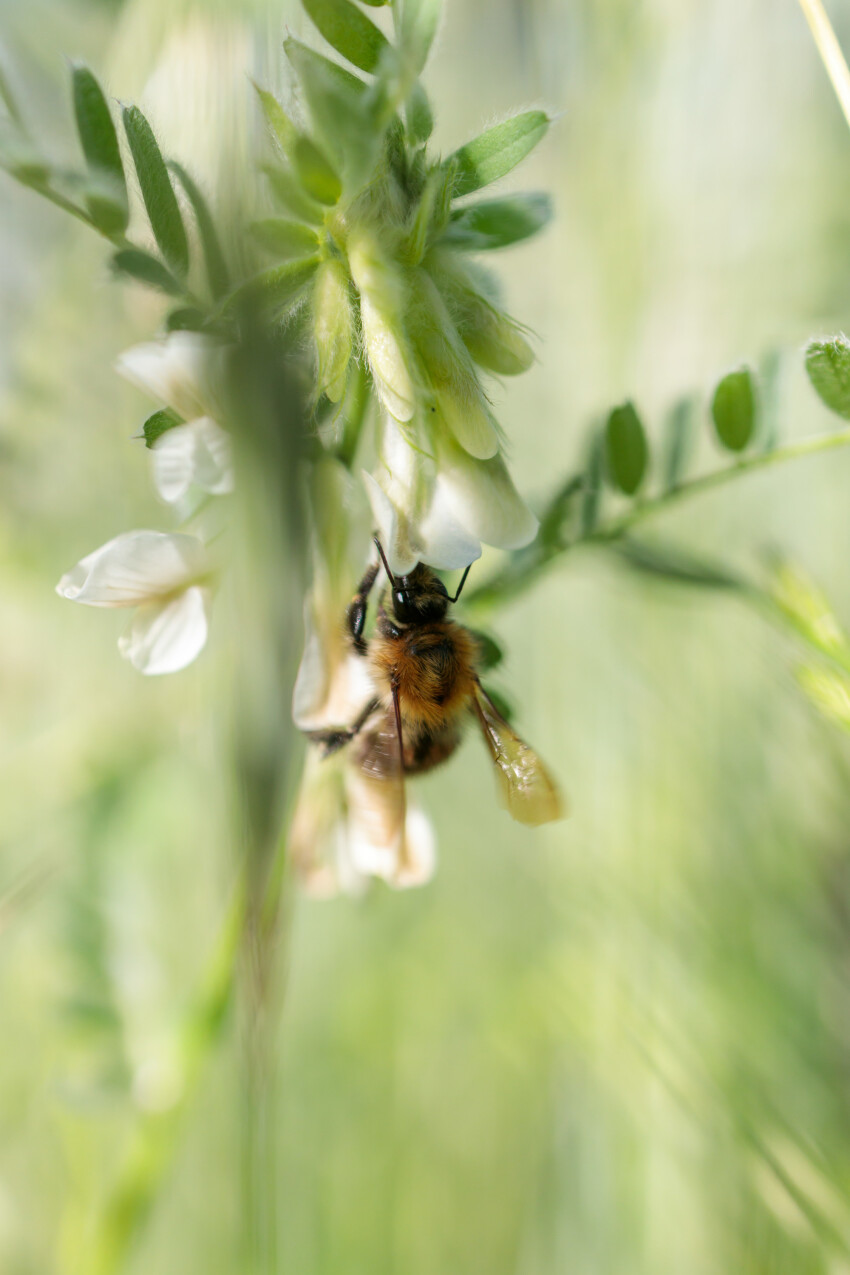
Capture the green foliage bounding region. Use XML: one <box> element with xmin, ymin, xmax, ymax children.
<box><xmin>396</xmin><ymin>0</ymin><xmax>443</xmax><ymax>75</ymax></box>
<box><xmin>71</xmin><ymin>64</ymin><xmax>128</xmax><ymax>236</ymax></box>
<box><xmin>302</xmin><ymin>0</ymin><xmax>392</xmax><ymax>74</ymax></box>
<box><xmin>805</xmin><ymin>336</ymin><xmax>850</xmax><ymax>419</ymax></box>
<box><xmin>111</xmin><ymin>248</ymin><xmax>184</xmax><ymax>295</ymax></box>
<box><xmin>444</xmin><ymin>192</ymin><xmax>552</xmax><ymax>251</ymax></box>
<box><xmin>262</xmin><ymin>164</ymin><xmax>325</xmax><ymax>224</ymax></box>
<box><xmin>604</xmin><ymin>401</ymin><xmax>648</xmax><ymax>495</ymax></box>
<box><xmin>448</xmin><ymin>110</ymin><xmax>550</xmax><ymax>198</ymax></box>
<box><xmin>712</xmin><ymin>366</ymin><xmax>756</xmax><ymax>452</ymax></box>
<box><xmin>313</xmin><ymin>258</ymin><xmax>354</xmax><ymax>402</ymax></box>
<box><xmin>142</xmin><ymin>407</ymin><xmax>182</xmax><ymax>447</ymax></box>
<box><xmin>661</xmin><ymin>396</ymin><xmax>698</xmax><ymax>490</ymax></box>
<box><xmin>122</xmin><ymin>105</ymin><xmax>189</xmax><ymax>278</ymax></box>
<box><xmin>168</xmin><ymin>162</ymin><xmax>230</xmax><ymax>299</ymax></box>
<box><xmin>581</xmin><ymin>430</ymin><xmax>604</xmax><ymax>535</ymax></box>
<box><xmin>249</xmin><ymin>218</ymin><xmax>321</xmax><ymax>259</ymax></box>
<box><xmin>229</xmin><ymin>255</ymin><xmax>320</xmax><ymax>318</ymax></box>
<box><xmin>405</xmin><ymin>81</ymin><xmax>434</xmax><ymax>143</ymax></box>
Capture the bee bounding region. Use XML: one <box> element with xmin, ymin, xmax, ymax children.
<box><xmin>306</xmin><ymin>538</ymin><xmax>564</xmax><ymax>833</ymax></box>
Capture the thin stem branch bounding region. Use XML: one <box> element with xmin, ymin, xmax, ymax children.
<box><xmin>465</xmin><ymin>426</ymin><xmax>850</xmax><ymax>614</ymax></box>
<box><xmin>798</xmin><ymin>0</ymin><xmax>850</xmax><ymax>133</ymax></box>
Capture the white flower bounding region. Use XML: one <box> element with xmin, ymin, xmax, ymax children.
<box><xmin>363</xmin><ymin>413</ymin><xmax>538</xmax><ymax>575</ymax></box>
<box><xmin>151</xmin><ymin>416</ymin><xmax>233</xmax><ymax>504</ymax></box>
<box><xmin>56</xmin><ymin>530</ymin><xmax>212</xmax><ymax>675</ymax></box>
<box><xmin>117</xmin><ymin>331</ymin><xmax>229</xmax><ymax>422</ymax></box>
<box><xmin>117</xmin><ymin>332</ymin><xmax>235</xmax><ymax>504</ymax></box>
<box><xmin>290</xmin><ymin>751</ymin><xmax>437</xmax><ymax>896</ymax></box>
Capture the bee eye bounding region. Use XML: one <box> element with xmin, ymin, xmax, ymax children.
<box><xmin>393</xmin><ymin>590</ymin><xmax>414</xmax><ymax>623</ymax></box>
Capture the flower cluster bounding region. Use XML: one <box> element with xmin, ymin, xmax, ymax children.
<box><xmin>56</xmin><ymin>333</ymin><xmax>233</xmax><ymax>674</ymax></box>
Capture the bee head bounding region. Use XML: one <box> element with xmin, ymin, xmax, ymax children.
<box><xmin>373</xmin><ymin>539</ymin><xmax>450</xmax><ymax>626</ymax></box>
<box><xmin>392</xmin><ymin>567</ymin><xmax>449</xmax><ymax>625</ymax></box>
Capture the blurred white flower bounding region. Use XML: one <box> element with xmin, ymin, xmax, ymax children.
<box><xmin>117</xmin><ymin>332</ymin><xmax>235</xmax><ymax>504</ymax></box>
<box><xmin>290</xmin><ymin>751</ymin><xmax>436</xmax><ymax>896</ymax></box>
<box><xmin>56</xmin><ymin>530</ymin><xmax>212</xmax><ymax>675</ymax></box>
<box><xmin>363</xmin><ymin>414</ymin><xmax>538</xmax><ymax>575</ymax></box>
<box><xmin>151</xmin><ymin>416</ymin><xmax>233</xmax><ymax>505</ymax></box>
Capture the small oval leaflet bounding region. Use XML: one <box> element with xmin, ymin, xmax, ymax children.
<box><xmin>805</xmin><ymin>337</ymin><xmax>850</xmax><ymax>420</ymax></box>
<box><xmin>711</xmin><ymin>367</ymin><xmax>756</xmax><ymax>452</ymax></box>
<box><xmin>302</xmin><ymin>0</ymin><xmax>390</xmax><ymax>74</ymax></box>
<box><xmin>605</xmin><ymin>402</ymin><xmax>648</xmax><ymax>495</ymax></box>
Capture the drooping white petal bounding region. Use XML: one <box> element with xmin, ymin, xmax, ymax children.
<box><xmin>436</xmin><ymin>440</ymin><xmax>539</xmax><ymax>551</ymax></box>
<box><xmin>152</xmin><ymin>417</ymin><xmax>234</xmax><ymax>504</ymax></box>
<box><xmin>362</xmin><ymin>472</ymin><xmax>421</xmax><ymax>576</ymax></box>
<box><xmin>418</xmin><ymin>477</ymin><xmax>483</xmax><ymax>570</ymax></box>
<box><xmin>290</xmin><ymin>752</ymin><xmax>369</xmax><ymax>898</ymax></box>
<box><xmin>118</xmin><ymin>585</ymin><xmax>210</xmax><ymax>674</ymax></box>
<box><xmin>117</xmin><ymin>332</ymin><xmax>228</xmax><ymax>423</ymax></box>
<box><xmin>345</xmin><ymin>769</ymin><xmax>437</xmax><ymax>889</ymax></box>
<box><xmin>292</xmin><ymin>599</ymin><xmax>376</xmax><ymax>732</ymax></box>
<box><xmin>56</xmin><ymin>531</ymin><xmax>208</xmax><ymax>607</ymax></box>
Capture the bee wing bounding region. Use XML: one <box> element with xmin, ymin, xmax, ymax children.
<box><xmin>471</xmin><ymin>684</ymin><xmax>565</xmax><ymax>826</ymax></box>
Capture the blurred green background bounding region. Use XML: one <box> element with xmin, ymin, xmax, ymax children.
<box><xmin>5</xmin><ymin>0</ymin><xmax>850</xmax><ymax>1271</ymax></box>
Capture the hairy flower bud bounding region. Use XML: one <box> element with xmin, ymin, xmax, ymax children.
<box><xmin>348</xmin><ymin>229</ymin><xmax>415</xmax><ymax>422</ymax></box>
<box><xmin>313</xmin><ymin>257</ymin><xmax>353</xmax><ymax>403</ymax></box>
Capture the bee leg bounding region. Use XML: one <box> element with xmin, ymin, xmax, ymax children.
<box><xmin>305</xmin><ymin>697</ymin><xmax>381</xmax><ymax>756</ymax></box>
<box><xmin>346</xmin><ymin>560</ymin><xmax>380</xmax><ymax>655</ymax></box>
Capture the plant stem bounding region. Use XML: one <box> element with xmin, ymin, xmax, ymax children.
<box><xmin>798</xmin><ymin>0</ymin><xmax>850</xmax><ymax>132</ymax></box>
<box><xmin>465</xmin><ymin>425</ymin><xmax>850</xmax><ymax>614</ymax></box>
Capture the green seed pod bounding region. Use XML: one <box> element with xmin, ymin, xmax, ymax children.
<box><xmin>408</xmin><ymin>268</ymin><xmax>499</xmax><ymax>459</ymax></box>
<box><xmin>313</xmin><ymin>257</ymin><xmax>353</xmax><ymax>403</ymax></box>
<box><xmin>429</xmin><ymin>256</ymin><xmax>533</xmax><ymax>375</ymax></box>
<box><xmin>348</xmin><ymin>229</ymin><xmax>415</xmax><ymax>422</ymax></box>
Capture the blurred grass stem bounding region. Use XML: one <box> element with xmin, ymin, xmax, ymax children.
<box><xmin>798</xmin><ymin>0</ymin><xmax>850</xmax><ymax>133</ymax></box>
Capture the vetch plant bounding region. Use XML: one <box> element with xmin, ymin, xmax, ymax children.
<box><xmin>7</xmin><ymin>0</ymin><xmax>850</xmax><ymax>1267</ymax></box>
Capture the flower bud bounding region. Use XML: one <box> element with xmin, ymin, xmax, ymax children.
<box><xmin>313</xmin><ymin>258</ymin><xmax>353</xmax><ymax>403</ymax></box>
<box><xmin>348</xmin><ymin>230</ymin><xmax>415</xmax><ymax>422</ymax></box>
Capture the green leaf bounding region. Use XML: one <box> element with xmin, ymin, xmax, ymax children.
<box><xmin>165</xmin><ymin>307</ymin><xmax>206</xmax><ymax>332</ymax></box>
<box><xmin>71</xmin><ymin>64</ymin><xmax>128</xmax><ymax>235</ymax></box>
<box><xmin>313</xmin><ymin>257</ymin><xmax>354</xmax><ymax>402</ymax></box>
<box><xmin>604</xmin><ymin>401</ymin><xmax>648</xmax><ymax>495</ymax></box>
<box><xmin>122</xmin><ymin>104</ymin><xmax>188</xmax><ymax>277</ymax></box>
<box><xmin>249</xmin><ymin>218</ymin><xmax>321</xmax><ymax>258</ymax></box>
<box><xmin>467</xmin><ymin>629</ymin><xmax>503</xmax><ymax>672</ymax></box>
<box><xmin>111</xmin><ymin>248</ymin><xmax>184</xmax><ymax>296</ymax></box>
<box><xmin>481</xmin><ymin>684</ymin><xmax>515</xmax><ymax>724</ymax></box>
<box><xmin>661</xmin><ymin>396</ymin><xmax>697</xmax><ymax>490</ymax></box>
<box><xmin>0</xmin><ymin>117</ymin><xmax>50</xmax><ymax>186</ymax></box>
<box><xmin>302</xmin><ymin>0</ymin><xmax>391</xmax><ymax>73</ymax></box>
<box><xmin>539</xmin><ymin>473</ymin><xmax>583</xmax><ymax>547</ymax></box>
<box><xmin>805</xmin><ymin>336</ymin><xmax>850</xmax><ymax>420</ymax></box>
<box><xmin>581</xmin><ymin>431</ymin><xmax>604</xmax><ymax>535</ymax></box>
<box><xmin>168</xmin><ymin>161</ymin><xmax>229</xmax><ymax>298</ymax></box>
<box><xmin>397</xmin><ymin>0</ymin><xmax>442</xmax><ymax>74</ymax></box>
<box><xmin>261</xmin><ymin>164</ymin><xmax>325</xmax><ymax>225</ymax></box>
<box><xmin>615</xmin><ymin>539</ymin><xmax>744</xmax><ymax>591</ymax></box>
<box><xmin>142</xmin><ymin>408</ymin><xmax>182</xmax><ymax>447</ymax></box>
<box><xmin>227</xmin><ymin>255</ymin><xmax>320</xmax><ymax>318</ymax></box>
<box><xmin>443</xmin><ymin>192</ymin><xmax>552</xmax><ymax>251</ymax></box>
<box><xmin>284</xmin><ymin>39</ymin><xmax>382</xmax><ymax>188</ymax></box>
<box><xmin>448</xmin><ymin>110</ymin><xmax>550</xmax><ymax>199</ymax></box>
<box><xmin>252</xmin><ymin>81</ymin><xmax>298</xmax><ymax>159</ymax></box>
<box><xmin>712</xmin><ymin>366</ymin><xmax>756</xmax><ymax>452</ymax></box>
<box><xmin>406</xmin><ymin>82</ymin><xmax>433</xmax><ymax>143</ymax></box>
<box><xmin>768</xmin><ymin>557</ymin><xmax>850</xmax><ymax>663</ymax></box>
<box><xmin>293</xmin><ymin>136</ymin><xmax>342</xmax><ymax>204</ymax></box>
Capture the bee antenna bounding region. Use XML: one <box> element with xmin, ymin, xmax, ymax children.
<box><xmin>373</xmin><ymin>536</ymin><xmax>397</xmax><ymax>589</ymax></box>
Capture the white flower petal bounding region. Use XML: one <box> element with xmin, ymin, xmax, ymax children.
<box><xmin>345</xmin><ymin>770</ymin><xmax>437</xmax><ymax>889</ymax></box>
<box><xmin>292</xmin><ymin>599</ymin><xmax>376</xmax><ymax>731</ymax></box>
<box><xmin>152</xmin><ymin>417</ymin><xmax>234</xmax><ymax>504</ymax></box>
<box><xmin>117</xmin><ymin>332</ymin><xmax>228</xmax><ymax>422</ymax></box>
<box><xmin>360</xmin><ymin>298</ymin><xmax>416</xmax><ymax>422</ymax></box>
<box><xmin>418</xmin><ymin>477</ymin><xmax>483</xmax><ymax>570</ymax></box>
<box><xmin>362</xmin><ymin>471</ymin><xmax>421</xmax><ymax>576</ymax></box>
<box><xmin>437</xmin><ymin>442</ymin><xmax>539</xmax><ymax>551</ymax></box>
<box><xmin>118</xmin><ymin>586</ymin><xmax>210</xmax><ymax>674</ymax></box>
<box><xmin>56</xmin><ymin>531</ymin><xmax>208</xmax><ymax>607</ymax></box>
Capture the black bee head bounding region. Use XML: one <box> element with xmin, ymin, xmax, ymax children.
<box><xmin>392</xmin><ymin>565</ymin><xmax>449</xmax><ymax>625</ymax></box>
